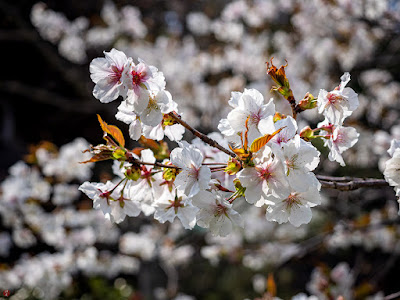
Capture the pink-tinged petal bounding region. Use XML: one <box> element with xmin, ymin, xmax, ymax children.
<box><xmin>104</xmin><ymin>48</ymin><xmax>127</xmax><ymax>69</ymax></box>
<box><xmin>90</xmin><ymin>58</ymin><xmax>112</xmax><ymax>83</ymax></box>
<box><xmin>93</xmin><ymin>78</ymin><xmax>121</xmax><ymax>103</ymax></box>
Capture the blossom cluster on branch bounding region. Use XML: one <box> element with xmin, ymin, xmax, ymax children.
<box><xmin>78</xmin><ymin>48</ymin><xmax>368</xmax><ymax>235</ymax></box>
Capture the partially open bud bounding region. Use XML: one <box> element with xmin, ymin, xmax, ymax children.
<box><xmin>273</xmin><ymin>112</ymin><xmax>286</xmax><ymax>122</ymax></box>
<box><xmin>225</xmin><ymin>158</ymin><xmax>242</xmax><ymax>175</ymax></box>
<box><xmin>300</xmin><ymin>126</ymin><xmax>314</xmax><ymax>141</ymax></box>
<box><xmin>298</xmin><ymin>93</ymin><xmax>317</xmax><ymax>110</ymax></box>
<box><xmin>233</xmin><ymin>179</ymin><xmax>246</xmax><ymax>197</ymax></box>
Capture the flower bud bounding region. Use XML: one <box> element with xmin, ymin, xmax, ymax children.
<box><xmin>300</xmin><ymin>126</ymin><xmax>314</xmax><ymax>140</ymax></box>
<box><xmin>298</xmin><ymin>93</ymin><xmax>317</xmax><ymax>110</ymax></box>
<box><xmin>125</xmin><ymin>166</ymin><xmax>141</xmax><ymax>181</ymax></box>
<box><xmin>225</xmin><ymin>158</ymin><xmax>242</xmax><ymax>175</ymax></box>
<box><xmin>233</xmin><ymin>179</ymin><xmax>246</xmax><ymax>197</ymax></box>
<box><xmin>273</xmin><ymin>112</ymin><xmax>286</xmax><ymax>122</ymax></box>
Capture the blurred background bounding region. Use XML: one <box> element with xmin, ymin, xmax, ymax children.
<box><xmin>1</xmin><ymin>0</ymin><xmax>400</xmax><ymax>299</ymax></box>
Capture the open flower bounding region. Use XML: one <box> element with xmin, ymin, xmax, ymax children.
<box><xmin>276</xmin><ymin>135</ymin><xmax>320</xmax><ymax>192</ymax></box>
<box><xmin>170</xmin><ymin>142</ymin><xmax>211</xmax><ymax>197</ymax></box>
<box><xmin>238</xmin><ymin>146</ymin><xmax>290</xmax><ymax>206</ymax></box>
<box><xmin>121</xmin><ymin>58</ymin><xmax>166</xmax><ymax>108</ymax></box>
<box><xmin>266</xmin><ymin>186</ymin><xmax>321</xmax><ymax>227</ymax></box>
<box><xmin>220</xmin><ymin>88</ymin><xmax>275</xmax><ymax>145</ymax></box>
<box><xmin>317</xmin><ymin>72</ymin><xmax>359</xmax><ymax>125</ymax></box>
<box><xmin>89</xmin><ymin>48</ymin><xmax>128</xmax><ymax>103</ymax></box>
<box><xmin>153</xmin><ymin>188</ymin><xmax>199</xmax><ymax>229</ymax></box>
<box><xmin>192</xmin><ymin>190</ymin><xmax>244</xmax><ymax>236</ymax></box>
<box><xmin>324</xmin><ymin>124</ymin><xmax>359</xmax><ymax>167</ymax></box>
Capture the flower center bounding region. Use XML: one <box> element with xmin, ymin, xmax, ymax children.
<box><xmin>257</xmin><ymin>165</ymin><xmax>272</xmax><ymax>181</ymax></box>
<box><xmin>284</xmin><ymin>193</ymin><xmax>301</xmax><ymax>210</ymax></box>
<box><xmin>131</xmin><ymin>70</ymin><xmax>146</xmax><ymax>85</ymax></box>
<box><xmin>249</xmin><ymin>111</ymin><xmax>261</xmax><ymax>125</ymax></box>
<box><xmin>110</xmin><ymin>65</ymin><xmax>123</xmax><ymax>83</ymax></box>
<box><xmin>214</xmin><ymin>204</ymin><xmax>228</xmax><ymax>217</ymax></box>
<box><xmin>327</xmin><ymin>93</ymin><xmax>345</xmax><ymax>106</ymax></box>
<box><xmin>188</xmin><ymin>164</ymin><xmax>199</xmax><ymax>178</ymax></box>
<box><xmin>147</xmin><ymin>96</ymin><xmax>159</xmax><ymax>110</ymax></box>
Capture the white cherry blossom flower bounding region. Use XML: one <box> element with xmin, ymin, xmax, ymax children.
<box><xmin>266</xmin><ymin>186</ymin><xmax>321</xmax><ymax>227</ymax></box>
<box><xmin>276</xmin><ymin>135</ymin><xmax>320</xmax><ymax>192</ymax></box>
<box><xmin>324</xmin><ymin>125</ymin><xmax>360</xmax><ymax>167</ymax></box>
<box><xmin>153</xmin><ymin>188</ymin><xmax>199</xmax><ymax>229</ymax></box>
<box><xmin>388</xmin><ymin>139</ymin><xmax>400</xmax><ymax>157</ymax></box>
<box><xmin>317</xmin><ymin>72</ymin><xmax>359</xmax><ymax>125</ymax></box>
<box><xmin>238</xmin><ymin>146</ymin><xmax>290</xmax><ymax>206</ymax></box>
<box><xmin>108</xmin><ymin>182</ymin><xmax>141</xmax><ymax>224</ymax></box>
<box><xmin>78</xmin><ymin>181</ymin><xmax>141</xmax><ymax>223</ymax></box>
<box><xmin>89</xmin><ymin>48</ymin><xmax>127</xmax><ymax>103</ymax></box>
<box><xmin>220</xmin><ymin>88</ymin><xmax>275</xmax><ymax>144</ymax></box>
<box><xmin>192</xmin><ymin>190</ymin><xmax>244</xmax><ymax>237</ymax></box>
<box><xmin>78</xmin><ymin>181</ymin><xmax>113</xmax><ymax>218</ymax></box>
<box><xmin>121</xmin><ymin>58</ymin><xmax>166</xmax><ymax>109</ymax></box>
<box><xmin>139</xmin><ymin>89</ymin><xmax>173</xmax><ymax>126</ymax></box>
<box><xmin>170</xmin><ymin>142</ymin><xmax>211</xmax><ymax>197</ymax></box>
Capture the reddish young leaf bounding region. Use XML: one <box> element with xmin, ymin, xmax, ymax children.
<box><xmin>97</xmin><ymin>114</ymin><xmax>125</xmax><ymax>147</ymax></box>
<box><xmin>80</xmin><ymin>152</ymin><xmax>112</xmax><ymax>164</ymax></box>
<box><xmin>250</xmin><ymin>127</ymin><xmax>285</xmax><ymax>153</ymax></box>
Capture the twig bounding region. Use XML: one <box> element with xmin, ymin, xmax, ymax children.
<box><xmin>168</xmin><ymin>112</ymin><xmax>236</xmax><ymax>158</ymax></box>
<box><xmin>319</xmin><ymin>179</ymin><xmax>388</xmax><ymax>191</ymax></box>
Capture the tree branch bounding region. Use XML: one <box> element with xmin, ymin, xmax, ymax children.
<box><xmin>317</xmin><ymin>175</ymin><xmax>389</xmax><ymax>191</ymax></box>
<box><xmin>168</xmin><ymin>112</ymin><xmax>236</xmax><ymax>158</ymax></box>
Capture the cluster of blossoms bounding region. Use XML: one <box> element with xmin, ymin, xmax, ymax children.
<box><xmin>79</xmin><ymin>49</ymin><xmax>363</xmax><ymax>235</ymax></box>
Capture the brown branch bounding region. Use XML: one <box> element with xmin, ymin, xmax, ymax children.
<box><xmin>318</xmin><ymin>177</ymin><xmax>389</xmax><ymax>191</ymax></box>
<box><xmin>168</xmin><ymin>112</ymin><xmax>236</xmax><ymax>158</ymax></box>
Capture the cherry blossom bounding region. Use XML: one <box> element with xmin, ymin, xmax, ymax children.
<box><xmin>153</xmin><ymin>188</ymin><xmax>199</xmax><ymax>229</ymax></box>
<box><xmin>89</xmin><ymin>48</ymin><xmax>128</xmax><ymax>103</ymax></box>
<box><xmin>219</xmin><ymin>88</ymin><xmax>275</xmax><ymax>145</ymax></box>
<box><xmin>170</xmin><ymin>142</ymin><xmax>211</xmax><ymax>198</ymax></box>
<box><xmin>276</xmin><ymin>135</ymin><xmax>320</xmax><ymax>192</ymax></box>
<box><xmin>317</xmin><ymin>72</ymin><xmax>359</xmax><ymax>125</ymax></box>
<box><xmin>238</xmin><ymin>146</ymin><xmax>290</xmax><ymax>206</ymax></box>
<box><xmin>266</xmin><ymin>186</ymin><xmax>321</xmax><ymax>227</ymax></box>
<box><xmin>323</xmin><ymin>125</ymin><xmax>360</xmax><ymax>167</ymax></box>
<box><xmin>384</xmin><ymin>145</ymin><xmax>400</xmax><ymax>202</ymax></box>
<box><xmin>121</xmin><ymin>58</ymin><xmax>166</xmax><ymax>108</ymax></box>
<box><xmin>192</xmin><ymin>190</ymin><xmax>244</xmax><ymax>237</ymax></box>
